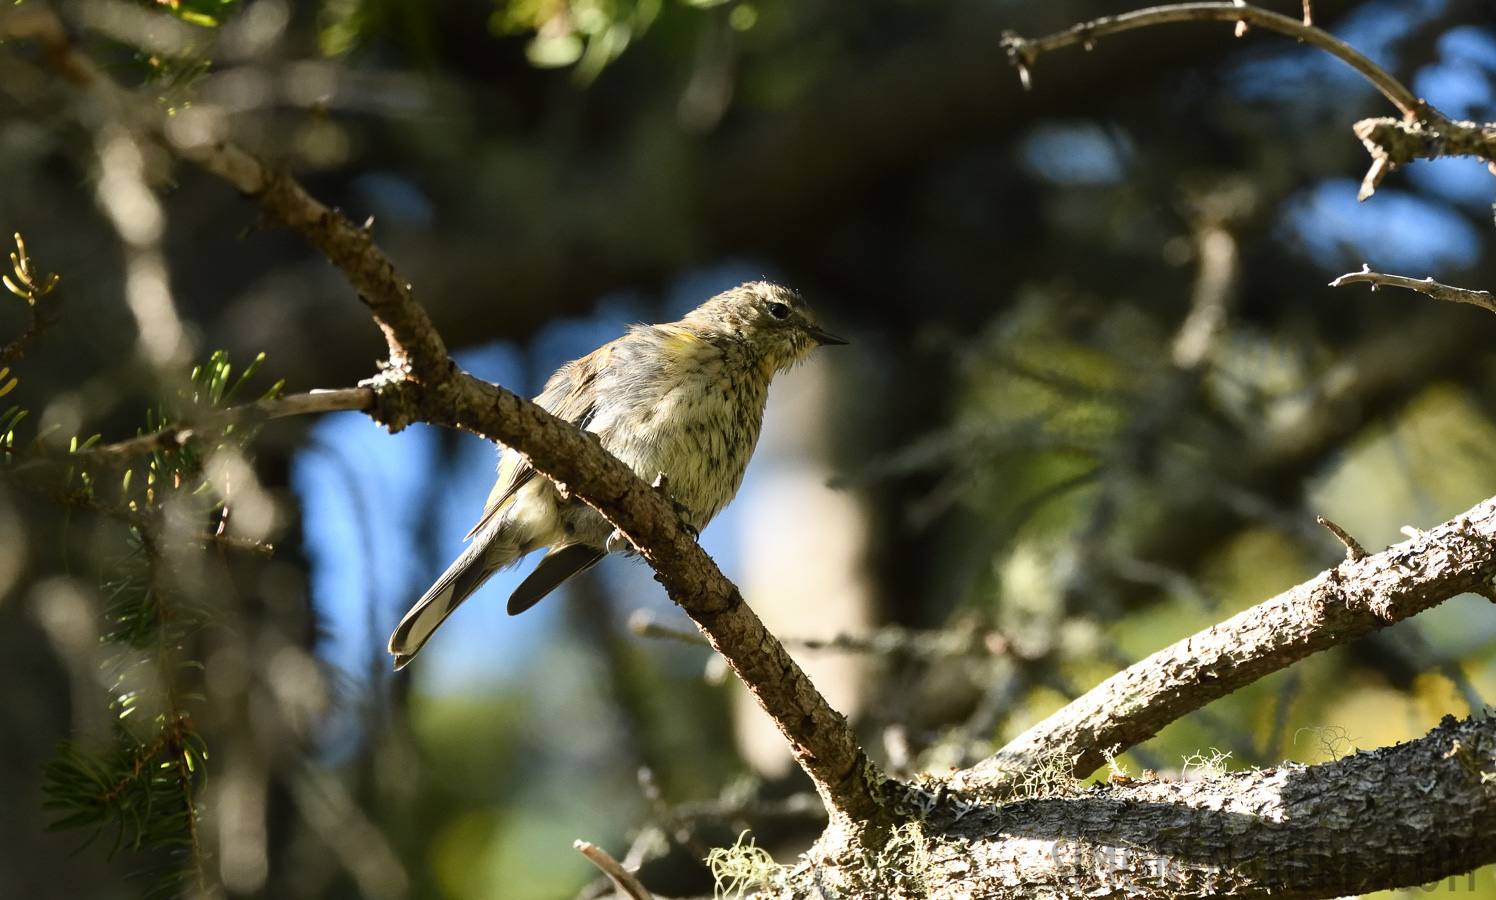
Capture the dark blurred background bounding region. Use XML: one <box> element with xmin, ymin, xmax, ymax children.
<box><xmin>3</xmin><ymin>0</ymin><xmax>1496</xmax><ymax>897</ymax></box>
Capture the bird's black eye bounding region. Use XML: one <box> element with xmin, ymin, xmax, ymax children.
<box><xmin>767</xmin><ymin>302</ymin><xmax>790</xmax><ymax>319</ymax></box>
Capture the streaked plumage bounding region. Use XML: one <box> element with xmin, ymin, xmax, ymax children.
<box><xmin>388</xmin><ymin>281</ymin><xmax>845</xmax><ymax>669</ymax></box>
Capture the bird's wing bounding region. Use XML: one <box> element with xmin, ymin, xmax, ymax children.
<box><xmin>463</xmin><ymin>344</ymin><xmax>612</xmax><ymax>540</ymax></box>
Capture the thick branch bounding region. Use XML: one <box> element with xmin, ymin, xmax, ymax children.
<box><xmin>800</xmin><ymin>714</ymin><xmax>1496</xmax><ymax>899</ymax></box>
<box><xmin>1331</xmin><ymin>265</ymin><xmax>1496</xmax><ymax>315</ymax></box>
<box><xmin>960</xmin><ymin>494</ymin><xmax>1496</xmax><ymax>788</ymax></box>
<box><xmin>1000</xmin><ymin>2</ymin><xmax>1420</xmax><ymax>115</ymax></box>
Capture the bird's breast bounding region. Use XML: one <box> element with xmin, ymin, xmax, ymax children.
<box><xmin>598</xmin><ymin>360</ymin><xmax>770</xmax><ymax>531</ymax></box>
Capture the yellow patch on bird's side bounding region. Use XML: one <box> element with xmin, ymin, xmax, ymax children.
<box><xmin>654</xmin><ymin>324</ymin><xmax>731</xmax><ymax>376</ymax></box>
<box><xmin>655</xmin><ymin>324</ymin><xmax>709</xmax><ymax>355</ymax></box>
<box><xmin>487</xmin><ymin>454</ymin><xmax>522</xmax><ymax>506</ymax></box>
<box><xmin>468</xmin><ymin>452</ymin><xmax>532</xmax><ymax>540</ymax></box>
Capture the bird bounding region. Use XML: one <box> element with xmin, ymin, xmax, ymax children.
<box><xmin>388</xmin><ymin>281</ymin><xmax>846</xmax><ymax>669</ymax></box>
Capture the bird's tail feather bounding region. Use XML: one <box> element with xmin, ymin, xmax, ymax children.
<box><xmin>506</xmin><ymin>544</ymin><xmax>605</xmax><ymax>615</ymax></box>
<box><xmin>389</xmin><ymin>533</ymin><xmax>517</xmax><ymax>669</ymax></box>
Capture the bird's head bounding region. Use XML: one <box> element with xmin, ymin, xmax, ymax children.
<box><xmin>685</xmin><ymin>281</ymin><xmax>846</xmax><ymax>374</ymax></box>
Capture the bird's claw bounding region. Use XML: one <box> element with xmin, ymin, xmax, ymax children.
<box><xmin>607</xmin><ymin>528</ymin><xmax>636</xmax><ymax>556</ymax></box>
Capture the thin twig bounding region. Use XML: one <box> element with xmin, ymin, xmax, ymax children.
<box><xmin>2</xmin><ymin>232</ymin><xmax>61</xmax><ymax>366</ymax></box>
<box><xmin>574</xmin><ymin>841</ymin><xmax>654</xmax><ymax>900</ymax></box>
<box><xmin>0</xmin><ymin>303</ymin><xmax>57</xmax><ymax>368</ymax></box>
<box><xmin>629</xmin><ymin>612</ymin><xmax>710</xmax><ymax>645</ymax></box>
<box><xmin>674</xmin><ymin>792</ymin><xmax>826</xmax><ymax>825</ymax></box>
<box><xmin>1330</xmin><ymin>266</ymin><xmax>1496</xmax><ymax>316</ymax></box>
<box><xmin>196</xmin><ymin>531</ymin><xmax>275</xmax><ymax>557</ymax></box>
<box><xmin>1000</xmin><ymin>2</ymin><xmax>1420</xmax><ymax>115</ymax></box>
<box><xmin>1316</xmin><ymin>515</ymin><xmax>1367</xmax><ymax>562</ymax></box>
<box><xmin>629</xmin><ymin>611</ymin><xmax>1018</xmax><ymax>660</ymax></box>
<box><xmin>75</xmin><ymin>388</ymin><xmax>374</xmax><ymax>465</ymax></box>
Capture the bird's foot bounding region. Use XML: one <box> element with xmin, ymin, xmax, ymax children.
<box><xmin>607</xmin><ymin>528</ymin><xmax>636</xmax><ymax>556</ymax></box>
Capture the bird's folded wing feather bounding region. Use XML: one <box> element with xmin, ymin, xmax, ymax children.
<box><xmin>464</xmin><ymin>344</ymin><xmax>612</xmax><ymax>540</ymax></box>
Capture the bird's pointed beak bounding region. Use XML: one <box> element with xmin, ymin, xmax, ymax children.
<box><xmin>807</xmin><ymin>326</ymin><xmax>848</xmax><ymax>346</ymax></box>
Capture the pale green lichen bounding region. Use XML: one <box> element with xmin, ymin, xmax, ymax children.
<box><xmin>871</xmin><ymin>820</ymin><xmax>945</xmax><ymax>896</ymax></box>
<box><xmin>1295</xmin><ymin>724</ymin><xmax>1354</xmax><ymax>761</ymax></box>
<box><xmin>707</xmin><ymin>831</ymin><xmax>784</xmax><ymax>899</ymax></box>
<box><xmin>1181</xmin><ymin>748</ymin><xmax>1236</xmax><ymax>778</ymax></box>
<box><xmin>1005</xmin><ymin>751</ymin><xmax>1083</xmax><ymax>801</ymax></box>
<box><xmin>1101</xmin><ymin>744</ymin><xmax>1129</xmax><ymax>780</ymax></box>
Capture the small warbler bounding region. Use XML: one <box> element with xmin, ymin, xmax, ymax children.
<box><xmin>389</xmin><ymin>281</ymin><xmax>845</xmax><ymax>669</ymax></box>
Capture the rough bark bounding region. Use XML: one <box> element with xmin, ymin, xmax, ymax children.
<box><xmin>783</xmin><ymin>714</ymin><xmax>1496</xmax><ymax>899</ymax></box>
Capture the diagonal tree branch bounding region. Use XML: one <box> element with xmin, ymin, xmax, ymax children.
<box><xmin>0</xmin><ymin>4</ymin><xmax>448</xmax><ymax>381</ymax></box>
<box><xmin>958</xmin><ymin>495</ymin><xmax>1496</xmax><ymax>790</ymax></box>
<box><xmin>359</xmin><ymin>365</ymin><xmax>891</xmax><ymax>830</ymax></box>
<box><xmin>232</xmin><ymin>156</ymin><xmax>891</xmax><ymax>836</ymax></box>
<box><xmin>574</xmin><ymin>840</ymin><xmax>655</xmax><ymax>900</ymax></box>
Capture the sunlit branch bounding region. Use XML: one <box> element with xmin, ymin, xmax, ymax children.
<box><xmin>1315</xmin><ymin>514</ymin><xmax>1367</xmax><ymax>562</ymax></box>
<box><xmin>1351</xmin><ymin>117</ymin><xmax>1496</xmax><ymax>200</ymax></box>
<box><xmin>575</xmin><ymin>841</ymin><xmax>655</xmax><ymax>900</ymax></box>
<box><xmin>1331</xmin><ymin>265</ymin><xmax>1496</xmax><ymax>315</ymax></box>
<box><xmin>961</xmin><ymin>494</ymin><xmax>1496</xmax><ymax>789</ymax></box>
